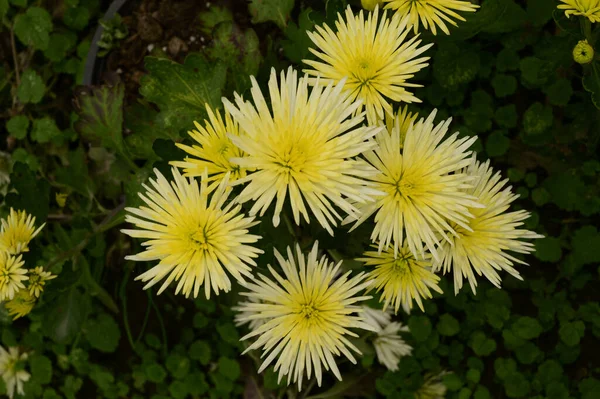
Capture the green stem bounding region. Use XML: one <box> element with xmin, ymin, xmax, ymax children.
<box><xmin>149</xmin><ymin>291</ymin><xmax>168</xmax><ymax>356</ymax></box>
<box><xmin>81</xmin><ymin>257</ymin><xmax>120</xmax><ymax>314</ymax></box>
<box><xmin>582</xmin><ymin>18</ymin><xmax>593</xmax><ymax>43</ymax></box>
<box><xmin>119</xmin><ymin>263</ymin><xmax>135</xmax><ymax>348</ymax></box>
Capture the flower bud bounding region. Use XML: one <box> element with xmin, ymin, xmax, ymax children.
<box><xmin>361</xmin><ymin>0</ymin><xmax>384</xmax><ymax>11</ymax></box>
<box><xmin>573</xmin><ymin>40</ymin><xmax>594</xmax><ymax>65</ymax></box>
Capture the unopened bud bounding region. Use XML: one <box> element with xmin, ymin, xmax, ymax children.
<box><xmin>361</xmin><ymin>0</ymin><xmax>384</xmax><ymax>11</ymax></box>
<box><xmin>573</xmin><ymin>40</ymin><xmax>594</xmax><ymax>65</ymax></box>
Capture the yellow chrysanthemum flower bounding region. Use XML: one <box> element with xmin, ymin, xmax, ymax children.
<box><xmin>345</xmin><ymin>109</ymin><xmax>481</xmax><ymax>260</ymax></box>
<box><xmin>223</xmin><ymin>67</ymin><xmax>382</xmax><ymax>235</ymax></box>
<box><xmin>5</xmin><ymin>290</ymin><xmax>36</xmax><ymax>320</ymax></box>
<box><xmin>28</xmin><ymin>266</ymin><xmax>56</xmax><ymax>298</ymax></box>
<box><xmin>433</xmin><ymin>155</ymin><xmax>543</xmax><ymax>294</ymax></box>
<box><xmin>384</xmin><ymin>106</ymin><xmax>419</xmax><ymax>151</ymax></box>
<box><xmin>0</xmin><ymin>253</ymin><xmax>27</xmax><ymax>301</ymax></box>
<box><xmin>171</xmin><ymin>105</ymin><xmax>251</xmax><ymax>186</ymax></box>
<box><xmin>558</xmin><ymin>0</ymin><xmax>600</xmax><ymax>23</ymax></box>
<box><xmin>304</xmin><ymin>6</ymin><xmax>432</xmax><ymax>124</ymax></box>
<box><xmin>122</xmin><ymin>168</ymin><xmax>263</xmax><ymax>299</ymax></box>
<box><xmin>236</xmin><ymin>242</ymin><xmax>375</xmax><ymax>390</ymax></box>
<box><xmin>362</xmin><ymin>0</ymin><xmax>384</xmax><ymax>11</ymax></box>
<box><xmin>359</xmin><ymin>243</ymin><xmax>442</xmax><ymax>313</ymax></box>
<box><xmin>0</xmin><ymin>209</ymin><xmax>45</xmax><ymax>255</ymax></box>
<box><xmin>384</xmin><ymin>0</ymin><xmax>479</xmax><ymax>35</ymax></box>
<box><xmin>0</xmin><ymin>346</ymin><xmax>30</xmax><ymax>399</ymax></box>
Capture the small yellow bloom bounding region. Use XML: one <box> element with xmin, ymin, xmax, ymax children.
<box><xmin>345</xmin><ymin>109</ymin><xmax>481</xmax><ymax>260</ymax></box>
<box><xmin>223</xmin><ymin>67</ymin><xmax>382</xmax><ymax>235</ymax></box>
<box><xmin>5</xmin><ymin>290</ymin><xmax>36</xmax><ymax>320</ymax></box>
<box><xmin>573</xmin><ymin>39</ymin><xmax>595</xmax><ymax>64</ymax></box>
<box><xmin>384</xmin><ymin>0</ymin><xmax>479</xmax><ymax>35</ymax></box>
<box><xmin>558</xmin><ymin>0</ymin><xmax>600</xmax><ymax>23</ymax></box>
<box><xmin>0</xmin><ymin>208</ymin><xmax>45</xmax><ymax>255</ymax></box>
<box><xmin>28</xmin><ymin>266</ymin><xmax>56</xmax><ymax>298</ymax></box>
<box><xmin>304</xmin><ymin>6</ymin><xmax>432</xmax><ymax>124</ymax></box>
<box><xmin>122</xmin><ymin>168</ymin><xmax>263</xmax><ymax>299</ymax></box>
<box><xmin>55</xmin><ymin>193</ymin><xmax>68</xmax><ymax>208</ymax></box>
<box><xmin>0</xmin><ymin>253</ymin><xmax>27</xmax><ymax>301</ymax></box>
<box><xmin>433</xmin><ymin>155</ymin><xmax>544</xmax><ymax>294</ymax></box>
<box><xmin>236</xmin><ymin>242</ymin><xmax>375</xmax><ymax>390</ymax></box>
<box><xmin>359</xmin><ymin>243</ymin><xmax>442</xmax><ymax>313</ymax></box>
<box><xmin>171</xmin><ymin>105</ymin><xmax>251</xmax><ymax>187</ymax></box>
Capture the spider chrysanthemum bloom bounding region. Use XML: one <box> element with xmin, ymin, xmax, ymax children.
<box><xmin>236</xmin><ymin>242</ymin><xmax>375</xmax><ymax>390</ymax></box>
<box><xmin>303</xmin><ymin>6</ymin><xmax>433</xmax><ymax>124</ymax></box>
<box><xmin>359</xmin><ymin>243</ymin><xmax>442</xmax><ymax>313</ymax></box>
<box><xmin>0</xmin><ymin>208</ymin><xmax>45</xmax><ymax>255</ymax></box>
<box><xmin>433</xmin><ymin>155</ymin><xmax>543</xmax><ymax>294</ymax></box>
<box><xmin>558</xmin><ymin>0</ymin><xmax>600</xmax><ymax>23</ymax></box>
<box><xmin>0</xmin><ymin>253</ymin><xmax>27</xmax><ymax>301</ymax></box>
<box><xmin>384</xmin><ymin>0</ymin><xmax>479</xmax><ymax>35</ymax></box>
<box><xmin>345</xmin><ymin>109</ymin><xmax>481</xmax><ymax>259</ymax></box>
<box><xmin>171</xmin><ymin>105</ymin><xmax>251</xmax><ymax>186</ymax></box>
<box><xmin>0</xmin><ymin>346</ymin><xmax>30</xmax><ymax>399</ymax></box>
<box><xmin>384</xmin><ymin>106</ymin><xmax>419</xmax><ymax>151</ymax></box>
<box><xmin>5</xmin><ymin>290</ymin><xmax>36</xmax><ymax>320</ymax></box>
<box><xmin>122</xmin><ymin>168</ymin><xmax>263</xmax><ymax>299</ymax></box>
<box><xmin>223</xmin><ymin>67</ymin><xmax>383</xmax><ymax>235</ymax></box>
<box><xmin>28</xmin><ymin>266</ymin><xmax>56</xmax><ymax>298</ymax></box>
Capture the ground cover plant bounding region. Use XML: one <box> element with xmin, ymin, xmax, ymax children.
<box><xmin>1</xmin><ymin>0</ymin><xmax>599</xmax><ymax>398</ymax></box>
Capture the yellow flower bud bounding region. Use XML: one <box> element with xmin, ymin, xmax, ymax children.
<box><xmin>361</xmin><ymin>0</ymin><xmax>384</xmax><ymax>11</ymax></box>
<box><xmin>55</xmin><ymin>192</ymin><xmax>68</xmax><ymax>207</ymax></box>
<box><xmin>573</xmin><ymin>39</ymin><xmax>594</xmax><ymax>65</ymax></box>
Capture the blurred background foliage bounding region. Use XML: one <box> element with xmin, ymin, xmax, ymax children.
<box><xmin>0</xmin><ymin>0</ymin><xmax>599</xmax><ymax>398</ymax></box>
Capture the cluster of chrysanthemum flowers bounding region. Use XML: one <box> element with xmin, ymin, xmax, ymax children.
<box><xmin>123</xmin><ymin>3</ymin><xmax>542</xmax><ymax>390</ymax></box>
<box><xmin>0</xmin><ymin>208</ymin><xmax>54</xmax><ymax>320</ymax></box>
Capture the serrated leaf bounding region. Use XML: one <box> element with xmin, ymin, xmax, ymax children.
<box><xmin>17</xmin><ymin>69</ymin><xmax>45</xmax><ymax>104</ymax></box>
<box><xmin>139</xmin><ymin>54</ymin><xmax>227</xmax><ymax>135</ymax></box>
<box><xmin>6</xmin><ymin>115</ymin><xmax>29</xmax><ymax>139</ymax></box>
<box><xmin>166</xmin><ymin>354</ymin><xmax>190</xmax><ymax>379</ymax></box>
<box><xmin>248</xmin><ymin>0</ymin><xmax>295</xmax><ymax>29</ymax></box>
<box><xmin>189</xmin><ymin>340</ymin><xmax>211</xmax><ymax>365</ymax></box>
<box><xmin>486</xmin><ymin>130</ymin><xmax>510</xmax><ymax>157</ymax></box>
<box><xmin>31</xmin><ymin>117</ymin><xmax>61</xmax><ymax>144</ymax></box>
<box><xmin>14</xmin><ymin>7</ymin><xmax>53</xmax><ymax>50</ymax></box>
<box><xmin>523</xmin><ymin>102</ymin><xmax>552</xmax><ymax>136</ymax></box>
<box><xmin>30</xmin><ymin>355</ymin><xmax>52</xmax><ymax>385</ymax></box>
<box><xmin>5</xmin><ymin>162</ymin><xmax>50</xmax><ymax>220</ymax></box>
<box><xmin>282</xmin><ymin>8</ymin><xmax>319</xmax><ymax>63</ymax></box>
<box><xmin>45</xmin><ymin>287</ymin><xmax>90</xmax><ymax>344</ymax></box>
<box><xmin>44</xmin><ymin>32</ymin><xmax>78</xmax><ymax>62</ymax></box>
<box><xmin>74</xmin><ymin>83</ymin><xmax>124</xmax><ymax>151</ymax></box>
<box><xmin>437</xmin><ymin>314</ymin><xmax>460</xmax><ymax>336</ymax></box>
<box><xmin>511</xmin><ymin>316</ymin><xmax>543</xmax><ymax>340</ymax></box>
<box><xmin>559</xmin><ymin>320</ymin><xmax>585</xmax><ymax>346</ymax></box>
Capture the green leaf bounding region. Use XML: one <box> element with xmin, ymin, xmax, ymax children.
<box><xmin>494</xmin><ymin>358</ymin><xmax>517</xmax><ymax>380</ymax></box>
<box><xmin>544</xmin><ymin>78</ymin><xmax>573</xmax><ymax>106</ymax></box>
<box><xmin>5</xmin><ymin>162</ymin><xmax>50</xmax><ymax>220</ymax></box>
<box><xmin>437</xmin><ymin>314</ymin><xmax>460</xmax><ymax>336</ymax></box>
<box><xmin>62</xmin><ymin>375</ymin><xmax>83</xmax><ymax>399</ymax></box>
<box><xmin>282</xmin><ymin>8</ymin><xmax>319</xmax><ymax>63</ymax></box>
<box><xmin>534</xmin><ymin>237</ymin><xmax>562</xmax><ymax>263</ymax></box>
<box><xmin>30</xmin><ymin>355</ymin><xmax>52</xmax><ymax>385</ymax></box>
<box><xmin>45</xmin><ymin>287</ymin><xmax>90</xmax><ymax>344</ymax></box>
<box><xmin>536</xmin><ymin>360</ymin><xmax>563</xmax><ymax>387</ymax></box>
<box><xmin>14</xmin><ymin>7</ymin><xmax>53</xmax><ymax>50</ymax></box>
<box><xmin>504</xmin><ymin>371</ymin><xmax>531</xmax><ymax>398</ymax></box>
<box><xmin>0</xmin><ymin>0</ymin><xmax>8</xmax><ymax>21</ymax></box>
<box><xmin>515</xmin><ymin>342</ymin><xmax>542</xmax><ymax>364</ymax></box>
<box><xmin>572</xmin><ymin>226</ymin><xmax>600</xmax><ymax>265</ymax></box>
<box><xmin>84</xmin><ymin>313</ymin><xmax>121</xmax><ymax>352</ymax></box>
<box><xmin>217</xmin><ymin>357</ymin><xmax>240</xmax><ymax>381</ymax></box>
<box><xmin>31</xmin><ymin>117</ymin><xmax>61</xmax><ymax>144</ymax></box>
<box><xmin>166</xmin><ymin>354</ymin><xmax>190</xmax><ymax>379</ymax></box>
<box><xmin>63</xmin><ymin>6</ymin><xmax>90</xmax><ymax>31</ymax></box>
<box><xmin>583</xmin><ymin>62</ymin><xmax>600</xmax><ymax>109</ymax></box>
<box><xmin>216</xmin><ymin>322</ymin><xmax>240</xmax><ymax>345</ymax></box>
<box><xmin>433</xmin><ymin>43</ymin><xmax>481</xmax><ymax>90</ymax></box>
<box><xmin>442</xmin><ymin>373</ymin><xmax>463</xmax><ymax>391</ymax></box>
<box><xmin>495</xmin><ymin>104</ymin><xmax>518</xmax><ymax>128</ymax></box>
<box><xmin>139</xmin><ymin>54</ymin><xmax>227</xmax><ymax>135</ymax></box>
<box><xmin>511</xmin><ymin>316</ymin><xmax>543</xmax><ymax>340</ymax></box>
<box><xmin>44</xmin><ymin>32</ymin><xmax>78</xmax><ymax>62</ymax></box>
<box><xmin>198</xmin><ymin>5</ymin><xmax>234</xmax><ymax>34</ymax></box>
<box><xmin>248</xmin><ymin>0</ymin><xmax>295</xmax><ymax>29</ymax></box>
<box><xmin>6</xmin><ymin>115</ymin><xmax>29</xmax><ymax>139</ymax></box>
<box><xmin>523</xmin><ymin>102</ymin><xmax>553</xmax><ymax>136</ymax></box>
<box><xmin>74</xmin><ymin>83</ymin><xmax>124</xmax><ymax>151</ymax></box>
<box><xmin>482</xmin><ymin>0</ymin><xmax>527</xmax><ymax>33</ymax></box>
<box><xmin>491</xmin><ymin>74</ymin><xmax>517</xmax><ymax>97</ymax></box>
<box><xmin>469</xmin><ymin>331</ymin><xmax>496</xmax><ymax>356</ymax></box>
<box><xmin>486</xmin><ymin>130</ymin><xmax>510</xmax><ymax>157</ymax></box>
<box><xmin>496</xmin><ymin>48</ymin><xmax>519</xmax><ymax>72</ymax></box>
<box><xmin>145</xmin><ymin>363</ymin><xmax>167</xmax><ymax>384</ymax></box>
<box><xmin>189</xmin><ymin>340</ymin><xmax>211</xmax><ymax>365</ymax></box>
<box><xmin>17</xmin><ymin>69</ymin><xmax>45</xmax><ymax>104</ymax></box>
<box><xmin>409</xmin><ymin>315</ymin><xmax>432</xmax><ymax>342</ymax></box>
<box><xmin>526</xmin><ymin>0</ymin><xmax>554</xmax><ymax>26</ymax></box>
<box><xmin>559</xmin><ymin>320</ymin><xmax>585</xmax><ymax>346</ymax></box>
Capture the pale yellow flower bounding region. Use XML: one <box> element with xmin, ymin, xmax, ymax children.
<box><xmin>359</xmin><ymin>243</ymin><xmax>442</xmax><ymax>313</ymax></box>
<box><xmin>28</xmin><ymin>266</ymin><xmax>56</xmax><ymax>298</ymax></box>
<box><xmin>0</xmin><ymin>208</ymin><xmax>45</xmax><ymax>255</ymax></box>
<box><xmin>171</xmin><ymin>105</ymin><xmax>251</xmax><ymax>186</ymax></box>
<box><xmin>0</xmin><ymin>253</ymin><xmax>27</xmax><ymax>301</ymax></box>
<box><xmin>304</xmin><ymin>6</ymin><xmax>432</xmax><ymax>124</ymax></box>
<box><xmin>236</xmin><ymin>242</ymin><xmax>375</xmax><ymax>390</ymax></box>
<box><xmin>122</xmin><ymin>168</ymin><xmax>263</xmax><ymax>299</ymax></box>
<box><xmin>433</xmin><ymin>155</ymin><xmax>543</xmax><ymax>294</ymax></box>
<box><xmin>0</xmin><ymin>346</ymin><xmax>30</xmax><ymax>399</ymax></box>
<box><xmin>223</xmin><ymin>67</ymin><xmax>382</xmax><ymax>235</ymax></box>
<box><xmin>5</xmin><ymin>290</ymin><xmax>36</xmax><ymax>320</ymax></box>
<box><xmin>345</xmin><ymin>109</ymin><xmax>481</xmax><ymax>260</ymax></box>
<box><xmin>384</xmin><ymin>0</ymin><xmax>479</xmax><ymax>35</ymax></box>
<box><xmin>415</xmin><ymin>372</ymin><xmax>449</xmax><ymax>399</ymax></box>
<box><xmin>558</xmin><ymin>0</ymin><xmax>600</xmax><ymax>23</ymax></box>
